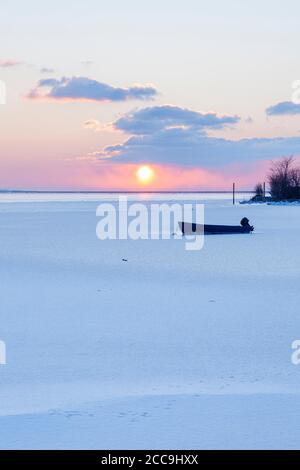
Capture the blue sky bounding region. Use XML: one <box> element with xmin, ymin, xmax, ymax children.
<box><xmin>1</xmin><ymin>0</ymin><xmax>300</xmax><ymax>189</ymax></box>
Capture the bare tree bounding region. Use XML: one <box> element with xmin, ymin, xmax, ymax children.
<box><xmin>268</xmin><ymin>156</ymin><xmax>300</xmax><ymax>200</ymax></box>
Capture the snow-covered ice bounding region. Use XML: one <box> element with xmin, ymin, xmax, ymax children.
<box><xmin>0</xmin><ymin>193</ymin><xmax>300</xmax><ymax>449</ymax></box>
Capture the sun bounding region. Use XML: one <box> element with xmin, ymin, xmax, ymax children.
<box><xmin>136</xmin><ymin>165</ymin><xmax>154</xmax><ymax>184</ymax></box>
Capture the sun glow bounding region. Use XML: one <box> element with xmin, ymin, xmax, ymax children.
<box><xmin>136</xmin><ymin>165</ymin><xmax>154</xmax><ymax>184</ymax></box>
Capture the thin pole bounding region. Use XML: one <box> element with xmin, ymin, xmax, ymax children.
<box><xmin>233</xmin><ymin>182</ymin><xmax>235</xmax><ymax>205</ymax></box>
<box><xmin>263</xmin><ymin>181</ymin><xmax>266</xmax><ymax>199</ymax></box>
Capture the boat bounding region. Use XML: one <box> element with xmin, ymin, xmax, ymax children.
<box><xmin>179</xmin><ymin>217</ymin><xmax>254</xmax><ymax>235</ymax></box>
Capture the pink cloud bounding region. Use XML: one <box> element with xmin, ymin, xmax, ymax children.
<box><xmin>0</xmin><ymin>60</ymin><xmax>23</xmax><ymax>68</ymax></box>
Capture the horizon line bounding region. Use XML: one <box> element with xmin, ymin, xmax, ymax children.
<box><xmin>0</xmin><ymin>189</ymin><xmax>256</xmax><ymax>194</ymax></box>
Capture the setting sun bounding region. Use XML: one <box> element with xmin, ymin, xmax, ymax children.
<box><xmin>136</xmin><ymin>165</ymin><xmax>154</xmax><ymax>184</ymax></box>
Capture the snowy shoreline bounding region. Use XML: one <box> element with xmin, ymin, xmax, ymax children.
<box><xmin>240</xmin><ymin>198</ymin><xmax>300</xmax><ymax>206</ymax></box>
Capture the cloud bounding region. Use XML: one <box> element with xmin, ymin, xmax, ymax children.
<box><xmin>83</xmin><ymin>119</ymin><xmax>102</xmax><ymax>131</ymax></box>
<box><xmin>26</xmin><ymin>76</ymin><xmax>158</xmax><ymax>102</ymax></box>
<box><xmin>40</xmin><ymin>67</ymin><xmax>55</xmax><ymax>74</ymax></box>
<box><xmin>0</xmin><ymin>60</ymin><xmax>23</xmax><ymax>68</ymax></box>
<box><xmin>93</xmin><ymin>105</ymin><xmax>300</xmax><ymax>167</ymax></box>
<box><xmin>266</xmin><ymin>101</ymin><xmax>300</xmax><ymax>116</ymax></box>
<box><xmin>113</xmin><ymin>105</ymin><xmax>240</xmax><ymax>135</ymax></box>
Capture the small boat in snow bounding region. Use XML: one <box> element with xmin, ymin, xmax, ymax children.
<box><xmin>179</xmin><ymin>217</ymin><xmax>254</xmax><ymax>235</ymax></box>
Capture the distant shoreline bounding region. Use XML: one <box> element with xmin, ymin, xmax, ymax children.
<box><xmin>0</xmin><ymin>190</ymin><xmax>255</xmax><ymax>194</ymax></box>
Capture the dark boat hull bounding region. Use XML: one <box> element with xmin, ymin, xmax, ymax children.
<box><xmin>179</xmin><ymin>222</ymin><xmax>253</xmax><ymax>235</ymax></box>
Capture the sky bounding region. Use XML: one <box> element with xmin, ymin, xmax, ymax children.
<box><xmin>1</xmin><ymin>0</ymin><xmax>300</xmax><ymax>190</ymax></box>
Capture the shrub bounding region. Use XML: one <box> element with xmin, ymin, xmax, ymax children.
<box><xmin>268</xmin><ymin>157</ymin><xmax>300</xmax><ymax>200</ymax></box>
<box><xmin>254</xmin><ymin>183</ymin><xmax>264</xmax><ymax>198</ymax></box>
